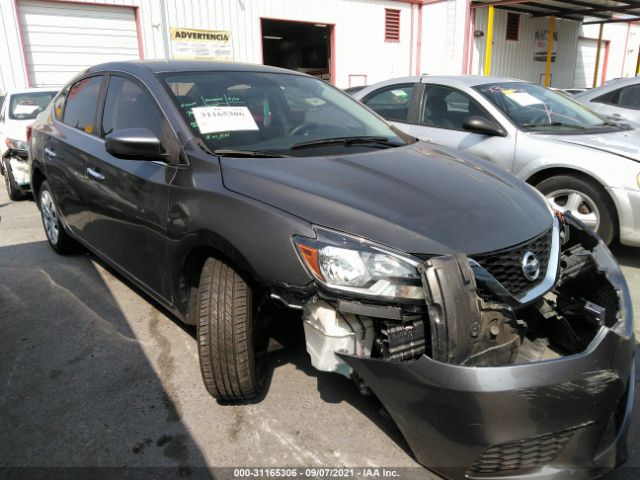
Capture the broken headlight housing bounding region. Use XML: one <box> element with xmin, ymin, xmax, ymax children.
<box><xmin>293</xmin><ymin>227</ymin><xmax>424</xmax><ymax>300</ymax></box>
<box><xmin>5</xmin><ymin>138</ymin><xmax>28</xmax><ymax>151</ymax></box>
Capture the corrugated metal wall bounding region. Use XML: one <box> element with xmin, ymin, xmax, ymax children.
<box><xmin>0</xmin><ymin>1</ymin><xmax>29</xmax><ymax>91</ymax></box>
<box><xmin>162</xmin><ymin>0</ymin><xmax>415</xmax><ymax>87</ymax></box>
<box><xmin>420</xmin><ymin>0</ymin><xmax>469</xmax><ymax>75</ymax></box>
<box><xmin>471</xmin><ymin>9</ymin><xmax>580</xmax><ymax>88</ymax></box>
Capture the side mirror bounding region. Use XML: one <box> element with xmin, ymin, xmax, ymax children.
<box><xmin>105</xmin><ymin>128</ymin><xmax>164</xmax><ymax>159</ymax></box>
<box><xmin>462</xmin><ymin>116</ymin><xmax>506</xmax><ymax>137</ymax></box>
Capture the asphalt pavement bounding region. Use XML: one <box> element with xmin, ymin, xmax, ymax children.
<box><xmin>0</xmin><ymin>185</ymin><xmax>638</xmax><ymax>480</ymax></box>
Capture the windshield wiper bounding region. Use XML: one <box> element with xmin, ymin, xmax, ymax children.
<box><xmin>213</xmin><ymin>149</ymin><xmax>288</xmax><ymax>158</ymax></box>
<box><xmin>290</xmin><ymin>136</ymin><xmax>403</xmax><ymax>150</ymax></box>
<box><xmin>522</xmin><ymin>122</ymin><xmax>585</xmax><ymax>129</ymax></box>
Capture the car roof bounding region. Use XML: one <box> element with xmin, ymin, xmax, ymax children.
<box><xmin>85</xmin><ymin>60</ymin><xmax>306</xmax><ymax>77</ymax></box>
<box><xmin>574</xmin><ymin>76</ymin><xmax>639</xmax><ymax>99</ymax></box>
<box><xmin>353</xmin><ymin>75</ymin><xmax>529</xmax><ymax>99</ymax></box>
<box><xmin>2</xmin><ymin>87</ymin><xmax>59</xmax><ymax>96</ymax></box>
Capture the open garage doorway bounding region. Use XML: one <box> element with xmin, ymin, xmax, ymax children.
<box><xmin>261</xmin><ymin>19</ymin><xmax>334</xmax><ymax>83</ymax></box>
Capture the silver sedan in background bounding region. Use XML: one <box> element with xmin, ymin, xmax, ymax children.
<box><xmin>353</xmin><ymin>76</ymin><xmax>640</xmax><ymax>247</ymax></box>
<box><xmin>574</xmin><ymin>76</ymin><xmax>640</xmax><ymax>127</ymax></box>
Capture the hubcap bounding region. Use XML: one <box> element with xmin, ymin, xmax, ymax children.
<box><xmin>546</xmin><ymin>189</ymin><xmax>600</xmax><ymax>231</ymax></box>
<box><xmin>40</xmin><ymin>189</ymin><xmax>59</xmax><ymax>245</ymax></box>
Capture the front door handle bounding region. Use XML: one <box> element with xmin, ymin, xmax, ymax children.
<box><xmin>87</xmin><ymin>167</ymin><xmax>105</xmax><ymax>181</ymax></box>
<box><xmin>44</xmin><ymin>147</ymin><xmax>57</xmax><ymax>158</ymax></box>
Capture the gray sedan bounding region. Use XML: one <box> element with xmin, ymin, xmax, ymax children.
<box><xmin>574</xmin><ymin>76</ymin><xmax>640</xmax><ymax>127</ymax></box>
<box><xmin>353</xmin><ymin>76</ymin><xmax>640</xmax><ymax>247</ymax></box>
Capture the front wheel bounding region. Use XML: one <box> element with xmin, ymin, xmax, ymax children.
<box><xmin>3</xmin><ymin>158</ymin><xmax>25</xmax><ymax>201</ymax></box>
<box><xmin>536</xmin><ymin>175</ymin><xmax>616</xmax><ymax>244</ymax></box>
<box><xmin>39</xmin><ymin>181</ymin><xmax>78</xmax><ymax>254</ymax></box>
<box><xmin>196</xmin><ymin>258</ymin><xmax>264</xmax><ymax>402</ymax></box>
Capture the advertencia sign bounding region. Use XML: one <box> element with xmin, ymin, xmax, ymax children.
<box><xmin>170</xmin><ymin>27</ymin><xmax>233</xmax><ymax>61</ymax></box>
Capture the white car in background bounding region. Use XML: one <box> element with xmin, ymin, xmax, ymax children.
<box><xmin>353</xmin><ymin>76</ymin><xmax>640</xmax><ymax>247</ymax></box>
<box><xmin>574</xmin><ymin>76</ymin><xmax>640</xmax><ymax>127</ymax></box>
<box><xmin>0</xmin><ymin>87</ymin><xmax>57</xmax><ymax>200</ymax></box>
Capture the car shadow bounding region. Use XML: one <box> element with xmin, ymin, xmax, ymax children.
<box><xmin>0</xmin><ymin>241</ymin><xmax>213</xmax><ymax>479</ymax></box>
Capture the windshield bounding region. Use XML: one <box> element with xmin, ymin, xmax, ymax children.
<box><xmin>9</xmin><ymin>91</ymin><xmax>56</xmax><ymax>120</ymax></box>
<box><xmin>473</xmin><ymin>82</ymin><xmax>611</xmax><ymax>132</ymax></box>
<box><xmin>162</xmin><ymin>71</ymin><xmax>406</xmax><ymax>155</ymax></box>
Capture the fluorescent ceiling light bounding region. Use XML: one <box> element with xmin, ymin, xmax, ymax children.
<box><xmin>263</xmin><ymin>35</ymin><xmax>283</xmax><ymax>40</ymax></box>
<box><xmin>314</xmin><ymin>24</ymin><xmax>327</xmax><ymax>27</ymax></box>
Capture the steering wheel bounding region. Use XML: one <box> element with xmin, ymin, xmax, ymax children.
<box><xmin>289</xmin><ymin>122</ymin><xmax>319</xmax><ymax>137</ymax></box>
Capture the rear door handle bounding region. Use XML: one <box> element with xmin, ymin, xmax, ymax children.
<box><xmin>86</xmin><ymin>167</ymin><xmax>105</xmax><ymax>181</ymax></box>
<box><xmin>44</xmin><ymin>147</ymin><xmax>57</xmax><ymax>158</ymax></box>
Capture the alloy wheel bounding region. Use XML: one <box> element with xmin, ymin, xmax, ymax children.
<box><xmin>545</xmin><ymin>189</ymin><xmax>600</xmax><ymax>231</ymax></box>
<box><xmin>40</xmin><ymin>189</ymin><xmax>60</xmax><ymax>245</ymax></box>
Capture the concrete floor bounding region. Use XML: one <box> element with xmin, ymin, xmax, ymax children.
<box><xmin>0</xmin><ymin>185</ymin><xmax>638</xmax><ymax>480</ymax></box>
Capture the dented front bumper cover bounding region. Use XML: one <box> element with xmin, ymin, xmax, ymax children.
<box><xmin>336</xmin><ymin>220</ymin><xmax>636</xmax><ymax>480</ymax></box>
<box><xmin>341</xmin><ymin>327</ymin><xmax>634</xmax><ymax>480</ymax></box>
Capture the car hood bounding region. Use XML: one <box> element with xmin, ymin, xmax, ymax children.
<box><xmin>220</xmin><ymin>143</ymin><xmax>553</xmax><ymax>255</ymax></box>
<box><xmin>543</xmin><ymin>128</ymin><xmax>640</xmax><ymax>162</ymax></box>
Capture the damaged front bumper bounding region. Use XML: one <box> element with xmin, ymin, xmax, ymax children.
<box><xmin>298</xmin><ymin>214</ymin><xmax>635</xmax><ymax>479</ymax></box>
<box><xmin>341</xmin><ymin>327</ymin><xmax>634</xmax><ymax>480</ymax></box>
<box><xmin>1</xmin><ymin>148</ymin><xmax>31</xmax><ymax>189</ymax></box>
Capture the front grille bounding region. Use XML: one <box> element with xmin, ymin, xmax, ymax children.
<box><xmin>473</xmin><ymin>227</ymin><xmax>553</xmax><ymax>298</ymax></box>
<box><xmin>468</xmin><ymin>426</ymin><xmax>579</xmax><ymax>475</ymax></box>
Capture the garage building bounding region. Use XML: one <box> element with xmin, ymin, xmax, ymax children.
<box><xmin>0</xmin><ymin>0</ymin><xmax>638</xmax><ymax>92</ymax></box>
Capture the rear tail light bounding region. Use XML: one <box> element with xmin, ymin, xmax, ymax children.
<box><xmin>26</xmin><ymin>126</ymin><xmax>32</xmax><ymax>143</ymax></box>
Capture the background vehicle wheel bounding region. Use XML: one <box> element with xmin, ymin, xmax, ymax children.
<box><xmin>39</xmin><ymin>181</ymin><xmax>78</xmax><ymax>254</ymax></box>
<box><xmin>536</xmin><ymin>175</ymin><xmax>616</xmax><ymax>244</ymax></box>
<box><xmin>3</xmin><ymin>158</ymin><xmax>25</xmax><ymax>201</ymax></box>
<box><xmin>197</xmin><ymin>258</ymin><xmax>264</xmax><ymax>402</ymax></box>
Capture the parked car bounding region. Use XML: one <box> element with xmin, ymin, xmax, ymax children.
<box><xmin>0</xmin><ymin>87</ymin><xmax>57</xmax><ymax>199</ymax></box>
<box><xmin>574</xmin><ymin>76</ymin><xmax>640</xmax><ymax>127</ymax></box>
<box><xmin>353</xmin><ymin>76</ymin><xmax>640</xmax><ymax>246</ymax></box>
<box><xmin>343</xmin><ymin>85</ymin><xmax>366</xmax><ymax>96</ymax></box>
<box><xmin>30</xmin><ymin>61</ymin><xmax>634</xmax><ymax>480</ymax></box>
<box><xmin>563</xmin><ymin>88</ymin><xmax>588</xmax><ymax>95</ymax></box>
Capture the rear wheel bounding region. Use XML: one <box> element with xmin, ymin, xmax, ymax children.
<box><xmin>3</xmin><ymin>158</ymin><xmax>25</xmax><ymax>201</ymax></box>
<box><xmin>196</xmin><ymin>257</ymin><xmax>264</xmax><ymax>402</ymax></box>
<box><xmin>536</xmin><ymin>175</ymin><xmax>616</xmax><ymax>245</ymax></box>
<box><xmin>39</xmin><ymin>181</ymin><xmax>78</xmax><ymax>254</ymax></box>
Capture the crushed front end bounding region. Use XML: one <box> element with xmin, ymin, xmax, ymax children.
<box><xmin>289</xmin><ymin>214</ymin><xmax>635</xmax><ymax>480</ymax></box>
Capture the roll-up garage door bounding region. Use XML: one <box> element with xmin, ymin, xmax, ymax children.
<box><xmin>574</xmin><ymin>38</ymin><xmax>605</xmax><ymax>89</ymax></box>
<box><xmin>18</xmin><ymin>0</ymin><xmax>141</xmax><ymax>87</ymax></box>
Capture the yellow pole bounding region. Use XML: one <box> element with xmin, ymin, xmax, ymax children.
<box><xmin>593</xmin><ymin>23</ymin><xmax>604</xmax><ymax>88</ymax></box>
<box><xmin>636</xmin><ymin>44</ymin><xmax>640</xmax><ymax>74</ymax></box>
<box><xmin>484</xmin><ymin>6</ymin><xmax>494</xmax><ymax>75</ymax></box>
<box><xmin>544</xmin><ymin>16</ymin><xmax>555</xmax><ymax>87</ymax></box>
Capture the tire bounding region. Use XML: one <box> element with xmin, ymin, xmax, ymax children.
<box><xmin>39</xmin><ymin>180</ymin><xmax>78</xmax><ymax>254</ymax></box>
<box><xmin>536</xmin><ymin>175</ymin><xmax>616</xmax><ymax>245</ymax></box>
<box><xmin>3</xmin><ymin>158</ymin><xmax>25</xmax><ymax>201</ymax></box>
<box><xmin>197</xmin><ymin>258</ymin><xmax>263</xmax><ymax>402</ymax></box>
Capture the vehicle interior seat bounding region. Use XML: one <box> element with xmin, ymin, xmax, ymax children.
<box><xmin>423</xmin><ymin>94</ymin><xmax>455</xmax><ymax>129</ymax></box>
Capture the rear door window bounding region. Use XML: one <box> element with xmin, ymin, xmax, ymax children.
<box><xmin>63</xmin><ymin>76</ymin><xmax>103</xmax><ymax>135</ymax></box>
<box><xmin>617</xmin><ymin>84</ymin><xmax>640</xmax><ymax>109</ymax></box>
<box><xmin>592</xmin><ymin>88</ymin><xmax>621</xmax><ymax>106</ymax></box>
<box><xmin>362</xmin><ymin>84</ymin><xmax>415</xmax><ymax>122</ymax></box>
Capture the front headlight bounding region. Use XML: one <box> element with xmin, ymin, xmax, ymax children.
<box><xmin>293</xmin><ymin>227</ymin><xmax>424</xmax><ymax>300</ymax></box>
<box><xmin>5</xmin><ymin>138</ymin><xmax>28</xmax><ymax>151</ymax></box>
<box><xmin>636</xmin><ymin>172</ymin><xmax>640</xmax><ymax>189</ymax></box>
